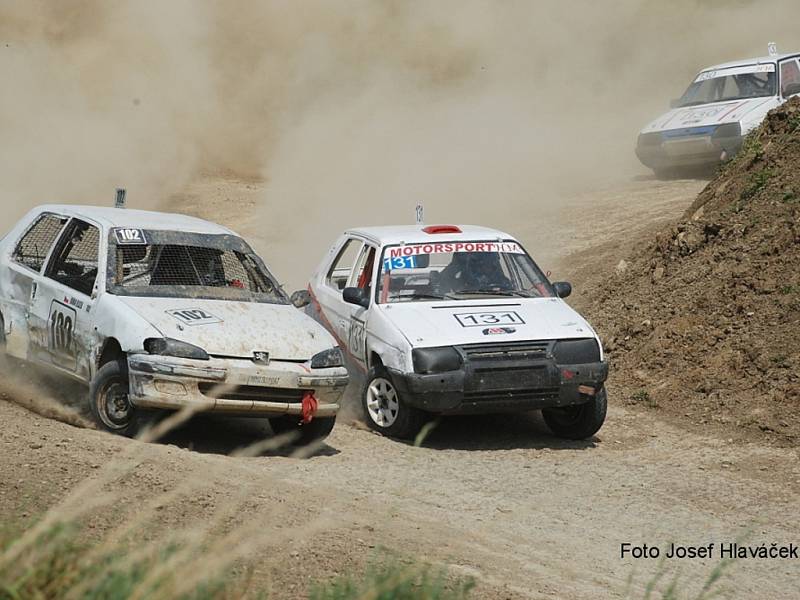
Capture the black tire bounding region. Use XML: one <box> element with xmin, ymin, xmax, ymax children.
<box><xmin>269</xmin><ymin>415</ymin><xmax>336</xmax><ymax>445</ymax></box>
<box><xmin>542</xmin><ymin>387</ymin><xmax>607</xmax><ymax>440</ymax></box>
<box><xmin>89</xmin><ymin>360</ymin><xmax>140</xmax><ymax>437</ymax></box>
<box><xmin>361</xmin><ymin>366</ymin><xmax>425</xmax><ymax>440</ymax></box>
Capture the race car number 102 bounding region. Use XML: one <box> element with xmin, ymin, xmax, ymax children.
<box><xmin>454</xmin><ymin>311</ymin><xmax>524</xmax><ymax>328</ymax></box>
<box><xmin>48</xmin><ymin>301</ymin><xmax>77</xmax><ymax>367</ymax></box>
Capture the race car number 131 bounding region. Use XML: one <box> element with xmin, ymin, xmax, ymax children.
<box><xmin>454</xmin><ymin>311</ymin><xmax>524</xmax><ymax>327</ymax></box>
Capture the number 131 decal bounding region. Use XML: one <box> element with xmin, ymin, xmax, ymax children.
<box><xmin>454</xmin><ymin>311</ymin><xmax>525</xmax><ymax>328</ymax></box>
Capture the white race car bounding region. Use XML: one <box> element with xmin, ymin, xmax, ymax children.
<box><xmin>0</xmin><ymin>205</ymin><xmax>348</xmax><ymax>441</ymax></box>
<box><xmin>636</xmin><ymin>46</ymin><xmax>800</xmax><ymax>177</ymax></box>
<box><xmin>302</xmin><ymin>224</ymin><xmax>608</xmax><ymax>440</ymax></box>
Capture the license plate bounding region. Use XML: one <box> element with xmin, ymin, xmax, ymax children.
<box><xmin>454</xmin><ymin>311</ymin><xmax>525</xmax><ymax>328</ymax></box>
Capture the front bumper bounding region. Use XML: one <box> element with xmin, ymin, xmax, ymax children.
<box><xmin>636</xmin><ymin>131</ymin><xmax>742</xmax><ymax>170</ymax></box>
<box><xmin>388</xmin><ymin>354</ymin><xmax>608</xmax><ymax>415</ymax></box>
<box><xmin>127</xmin><ymin>354</ymin><xmax>348</xmax><ymax>417</ymax></box>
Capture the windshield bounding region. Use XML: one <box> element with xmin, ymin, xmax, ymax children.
<box><xmin>106</xmin><ymin>230</ymin><xmax>287</xmax><ymax>304</ymax></box>
<box><xmin>676</xmin><ymin>65</ymin><xmax>776</xmax><ymax>107</ymax></box>
<box><xmin>376</xmin><ymin>240</ymin><xmax>553</xmax><ymax>303</ymax></box>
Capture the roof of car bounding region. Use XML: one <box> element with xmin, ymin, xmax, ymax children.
<box><xmin>35</xmin><ymin>205</ymin><xmax>235</xmax><ymax>235</ymax></box>
<box><xmin>703</xmin><ymin>52</ymin><xmax>800</xmax><ymax>71</ymax></box>
<box><xmin>344</xmin><ymin>224</ymin><xmax>517</xmax><ymax>246</ymax></box>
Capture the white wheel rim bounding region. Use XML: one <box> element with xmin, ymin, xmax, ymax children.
<box><xmin>366</xmin><ymin>377</ymin><xmax>400</xmax><ymax>428</ymax></box>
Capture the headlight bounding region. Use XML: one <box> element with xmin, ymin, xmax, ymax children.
<box><xmin>552</xmin><ymin>339</ymin><xmax>600</xmax><ymax>364</ymax></box>
<box><xmin>712</xmin><ymin>123</ymin><xmax>741</xmax><ymax>139</ymax></box>
<box><xmin>144</xmin><ymin>338</ymin><xmax>209</xmax><ymax>361</ymax></box>
<box><xmin>310</xmin><ymin>347</ymin><xmax>344</xmax><ymax>369</ymax></box>
<box><xmin>412</xmin><ymin>347</ymin><xmax>462</xmax><ymax>374</ymax></box>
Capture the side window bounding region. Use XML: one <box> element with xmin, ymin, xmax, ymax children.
<box><xmin>12</xmin><ymin>213</ymin><xmax>68</xmax><ymax>273</ymax></box>
<box><xmin>353</xmin><ymin>245</ymin><xmax>377</xmax><ymax>292</ymax></box>
<box><xmin>46</xmin><ymin>219</ymin><xmax>100</xmax><ymax>296</ymax></box>
<box><xmin>780</xmin><ymin>59</ymin><xmax>800</xmax><ymax>96</ymax></box>
<box><xmin>326</xmin><ymin>238</ymin><xmax>362</xmax><ymax>291</ymax></box>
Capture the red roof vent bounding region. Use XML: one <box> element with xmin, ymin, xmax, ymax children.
<box><xmin>422</xmin><ymin>225</ymin><xmax>462</xmax><ymax>234</ymax></box>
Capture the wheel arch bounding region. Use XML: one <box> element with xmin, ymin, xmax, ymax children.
<box><xmin>97</xmin><ymin>337</ymin><xmax>125</xmax><ymax>370</ymax></box>
<box><xmin>369</xmin><ymin>351</ymin><xmax>383</xmax><ymax>370</ymax></box>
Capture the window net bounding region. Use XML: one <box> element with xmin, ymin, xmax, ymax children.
<box><xmin>115</xmin><ymin>244</ymin><xmax>274</xmax><ymax>293</ymax></box>
<box><xmin>12</xmin><ymin>214</ymin><xmax>67</xmax><ymax>272</ymax></box>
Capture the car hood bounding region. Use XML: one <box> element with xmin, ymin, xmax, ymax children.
<box><xmin>119</xmin><ymin>296</ymin><xmax>335</xmax><ymax>360</ymax></box>
<box><xmin>640</xmin><ymin>97</ymin><xmax>774</xmax><ymax>133</ymax></box>
<box><xmin>379</xmin><ymin>298</ymin><xmax>597</xmax><ymax>348</ymax></box>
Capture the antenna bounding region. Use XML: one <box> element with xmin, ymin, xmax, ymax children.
<box><xmin>115</xmin><ymin>188</ymin><xmax>126</xmax><ymax>208</ymax></box>
<box><xmin>768</xmin><ymin>42</ymin><xmax>778</xmax><ymax>57</ymax></box>
<box><xmin>415</xmin><ymin>203</ymin><xmax>424</xmax><ymax>225</ymax></box>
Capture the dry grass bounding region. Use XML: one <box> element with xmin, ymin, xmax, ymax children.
<box><xmin>0</xmin><ymin>403</ymin><xmax>474</xmax><ymax>599</ymax></box>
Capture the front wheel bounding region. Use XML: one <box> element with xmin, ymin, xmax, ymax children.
<box><xmin>89</xmin><ymin>360</ymin><xmax>140</xmax><ymax>437</ymax></box>
<box><xmin>269</xmin><ymin>415</ymin><xmax>336</xmax><ymax>446</ymax></box>
<box><xmin>362</xmin><ymin>367</ymin><xmax>425</xmax><ymax>440</ymax></box>
<box><xmin>542</xmin><ymin>387</ymin><xmax>607</xmax><ymax>440</ymax></box>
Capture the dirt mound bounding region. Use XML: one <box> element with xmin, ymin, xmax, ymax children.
<box><xmin>580</xmin><ymin>97</ymin><xmax>800</xmax><ymax>444</ymax></box>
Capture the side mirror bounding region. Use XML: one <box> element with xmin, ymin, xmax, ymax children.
<box><xmin>669</xmin><ymin>98</ymin><xmax>681</xmax><ymax>109</ymax></box>
<box><xmin>290</xmin><ymin>289</ymin><xmax>311</xmax><ymax>308</ymax></box>
<box><xmin>553</xmin><ymin>281</ymin><xmax>572</xmax><ymax>299</ymax></box>
<box><xmin>783</xmin><ymin>82</ymin><xmax>800</xmax><ymax>97</ymax></box>
<box><xmin>343</xmin><ymin>287</ymin><xmax>369</xmax><ymax>308</ymax></box>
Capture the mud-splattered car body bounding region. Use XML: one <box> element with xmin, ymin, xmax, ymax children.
<box><xmin>636</xmin><ymin>49</ymin><xmax>800</xmax><ymax>175</ymax></box>
<box><xmin>303</xmin><ymin>224</ymin><xmax>608</xmax><ymax>440</ymax></box>
<box><xmin>0</xmin><ymin>205</ymin><xmax>347</xmax><ymax>436</ymax></box>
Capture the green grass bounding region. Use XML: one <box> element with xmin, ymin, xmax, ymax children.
<box><xmin>739</xmin><ymin>168</ymin><xmax>774</xmax><ymax>202</ymax></box>
<box><xmin>626</xmin><ymin>555</ymin><xmax>735</xmax><ymax>600</ymax></box>
<box><xmin>0</xmin><ymin>522</ymin><xmax>248</xmax><ymax>600</ymax></box>
<box><xmin>1</xmin><ymin>521</ymin><xmax>473</xmax><ymax>600</ymax></box>
<box><xmin>309</xmin><ymin>557</ymin><xmax>474</xmax><ymax>600</ymax></box>
<box><xmin>631</xmin><ymin>389</ymin><xmax>658</xmax><ymax>409</ymax></box>
<box><xmin>738</xmin><ymin>135</ymin><xmax>764</xmax><ymax>161</ymax></box>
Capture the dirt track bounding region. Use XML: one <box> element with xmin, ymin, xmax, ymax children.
<box><xmin>3</xmin><ymin>176</ymin><xmax>799</xmax><ymax>599</ymax></box>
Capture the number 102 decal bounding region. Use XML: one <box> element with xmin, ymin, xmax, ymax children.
<box><xmin>454</xmin><ymin>311</ymin><xmax>525</xmax><ymax>328</ymax></box>
<box><xmin>48</xmin><ymin>300</ymin><xmax>78</xmax><ymax>370</ymax></box>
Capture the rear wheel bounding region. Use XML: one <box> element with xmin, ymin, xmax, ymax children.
<box><xmin>89</xmin><ymin>360</ymin><xmax>140</xmax><ymax>437</ymax></box>
<box><xmin>269</xmin><ymin>415</ymin><xmax>336</xmax><ymax>445</ymax></box>
<box><xmin>542</xmin><ymin>387</ymin><xmax>607</xmax><ymax>440</ymax></box>
<box><xmin>362</xmin><ymin>367</ymin><xmax>425</xmax><ymax>440</ymax></box>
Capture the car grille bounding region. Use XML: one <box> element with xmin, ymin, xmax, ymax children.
<box><xmin>463</xmin><ymin>387</ymin><xmax>560</xmax><ymax>403</ymax></box>
<box><xmin>197</xmin><ymin>383</ymin><xmax>306</xmax><ymax>403</ymax></box>
<box><xmin>460</xmin><ymin>340</ymin><xmax>551</xmax><ymax>362</ymax></box>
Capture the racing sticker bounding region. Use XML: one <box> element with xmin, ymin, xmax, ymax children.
<box><xmin>694</xmin><ymin>63</ymin><xmax>775</xmax><ymax>82</ymax></box>
<box><xmin>113</xmin><ymin>228</ymin><xmax>148</xmax><ymax>245</ymax></box>
<box><xmin>48</xmin><ymin>300</ymin><xmax>78</xmax><ymax>370</ymax></box>
<box><xmin>166</xmin><ymin>308</ymin><xmax>223</xmax><ymax>326</ymax></box>
<box><xmin>388</xmin><ymin>241</ymin><xmax>524</xmax><ymax>258</ymax></box>
<box><xmin>348</xmin><ymin>317</ymin><xmax>366</xmax><ymax>360</ymax></box>
<box><xmin>454</xmin><ymin>311</ymin><xmax>525</xmax><ymax>328</ymax></box>
<box><xmin>483</xmin><ymin>327</ymin><xmax>516</xmax><ymax>335</ymax></box>
<box><xmin>382</xmin><ymin>256</ymin><xmax>417</xmax><ymax>271</ymax></box>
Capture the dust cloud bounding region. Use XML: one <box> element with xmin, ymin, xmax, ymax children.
<box><xmin>0</xmin><ymin>1</ymin><xmax>798</xmax><ymax>287</ymax></box>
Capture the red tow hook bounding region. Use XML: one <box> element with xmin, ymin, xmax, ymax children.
<box><xmin>301</xmin><ymin>391</ymin><xmax>319</xmax><ymax>424</ymax></box>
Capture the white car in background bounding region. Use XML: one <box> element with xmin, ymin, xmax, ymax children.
<box><xmin>302</xmin><ymin>224</ymin><xmax>608</xmax><ymax>441</ymax></box>
<box><xmin>0</xmin><ymin>205</ymin><xmax>348</xmax><ymax>442</ymax></box>
<box><xmin>636</xmin><ymin>46</ymin><xmax>800</xmax><ymax>177</ymax></box>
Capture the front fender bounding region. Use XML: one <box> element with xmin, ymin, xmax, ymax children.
<box><xmin>91</xmin><ymin>294</ymin><xmax>163</xmax><ymax>372</ymax></box>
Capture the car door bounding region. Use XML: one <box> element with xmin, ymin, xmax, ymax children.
<box><xmin>2</xmin><ymin>212</ymin><xmax>69</xmax><ymax>360</ymax></box>
<box><xmin>312</xmin><ymin>236</ymin><xmax>367</xmax><ymax>361</ymax></box>
<box><xmin>29</xmin><ymin>218</ymin><xmax>102</xmax><ymax>381</ymax></box>
<box><xmin>345</xmin><ymin>243</ymin><xmax>377</xmax><ymax>366</ymax></box>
